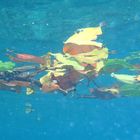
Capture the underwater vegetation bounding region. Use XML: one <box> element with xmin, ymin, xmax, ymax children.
<box><xmin>0</xmin><ymin>25</ymin><xmax>139</xmax><ymax>99</ymax></box>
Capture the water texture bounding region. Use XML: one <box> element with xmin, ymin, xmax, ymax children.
<box><xmin>0</xmin><ymin>0</ymin><xmax>140</xmax><ymax>140</ymax></box>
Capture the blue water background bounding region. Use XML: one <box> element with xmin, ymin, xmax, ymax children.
<box><xmin>0</xmin><ymin>0</ymin><xmax>140</xmax><ymax>139</ymax></box>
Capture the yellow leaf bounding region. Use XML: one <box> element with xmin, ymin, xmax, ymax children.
<box><xmin>111</xmin><ymin>73</ymin><xmax>137</xmax><ymax>84</ymax></box>
<box><xmin>64</xmin><ymin>27</ymin><xmax>102</xmax><ymax>47</ymax></box>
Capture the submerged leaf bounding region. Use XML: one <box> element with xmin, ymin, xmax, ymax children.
<box><xmin>0</xmin><ymin>61</ymin><xmax>15</xmax><ymax>71</ymax></box>
<box><xmin>64</xmin><ymin>27</ymin><xmax>103</xmax><ymax>46</ymax></box>
<box><xmin>111</xmin><ymin>73</ymin><xmax>137</xmax><ymax>84</ymax></box>
<box><xmin>101</xmin><ymin>59</ymin><xmax>134</xmax><ymax>73</ymax></box>
<box><xmin>50</xmin><ymin>53</ymin><xmax>84</xmax><ymax>71</ymax></box>
<box><xmin>120</xmin><ymin>84</ymin><xmax>140</xmax><ymax>96</ymax></box>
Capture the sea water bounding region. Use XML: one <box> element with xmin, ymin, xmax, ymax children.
<box><xmin>0</xmin><ymin>0</ymin><xmax>140</xmax><ymax>140</ymax></box>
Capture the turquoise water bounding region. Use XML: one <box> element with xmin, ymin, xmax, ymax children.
<box><xmin>0</xmin><ymin>0</ymin><xmax>140</xmax><ymax>139</ymax></box>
